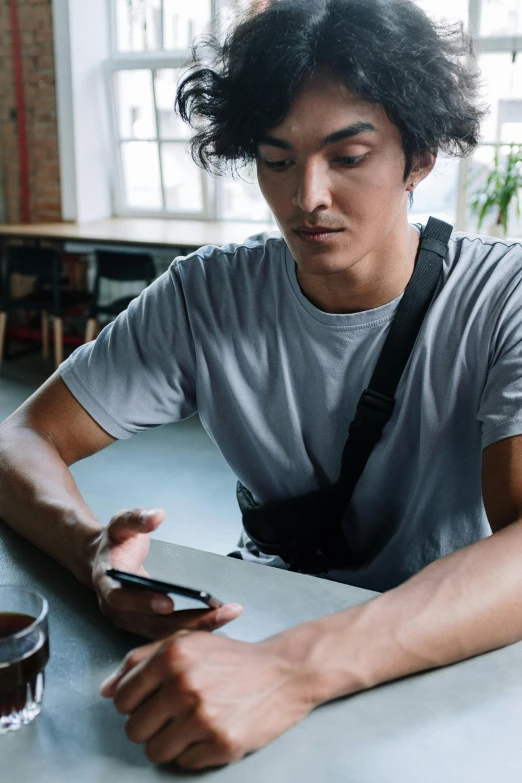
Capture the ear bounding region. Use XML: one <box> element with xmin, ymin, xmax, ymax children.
<box><xmin>410</xmin><ymin>150</ymin><xmax>437</xmax><ymax>184</ymax></box>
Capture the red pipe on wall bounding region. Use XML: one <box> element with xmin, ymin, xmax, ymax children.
<box><xmin>9</xmin><ymin>0</ymin><xmax>30</xmax><ymax>223</ymax></box>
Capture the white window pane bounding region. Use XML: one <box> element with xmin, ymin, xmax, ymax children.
<box><xmin>220</xmin><ymin>168</ymin><xmax>273</xmax><ymax>221</ymax></box>
<box><xmin>467</xmin><ymin>145</ymin><xmax>522</xmax><ymax>236</ymax></box>
<box><xmin>121</xmin><ymin>141</ymin><xmax>163</xmax><ymax>209</ymax></box>
<box><xmin>408</xmin><ymin>156</ymin><xmax>460</xmax><ymax>226</ymax></box>
<box><xmin>154</xmin><ymin>69</ymin><xmax>190</xmax><ymax>139</ymax></box>
<box><xmin>161</xmin><ymin>143</ymin><xmax>204</xmax><ymax>212</ymax></box>
<box><xmin>163</xmin><ymin>0</ymin><xmax>211</xmax><ymax>50</ymax></box>
<box><xmin>480</xmin><ymin>0</ymin><xmax>522</xmax><ymax>36</ymax></box>
<box><xmin>115</xmin><ymin>0</ymin><xmax>162</xmax><ymax>52</ymax></box>
<box><xmin>116</xmin><ymin>70</ymin><xmax>156</xmax><ymax>140</ymax></box>
<box><xmin>414</xmin><ymin>0</ymin><xmax>468</xmax><ymax>28</ymax></box>
<box><xmin>479</xmin><ymin>53</ymin><xmax>522</xmax><ymax>143</ymax></box>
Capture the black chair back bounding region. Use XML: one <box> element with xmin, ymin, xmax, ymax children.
<box><xmin>6</xmin><ymin>245</ymin><xmax>61</xmax><ymax>281</ymax></box>
<box><xmin>95</xmin><ymin>251</ymin><xmax>155</xmax><ymax>283</ymax></box>
<box><xmin>1</xmin><ymin>246</ymin><xmax>62</xmax><ymax>311</ymax></box>
<box><xmin>89</xmin><ymin>250</ymin><xmax>156</xmax><ymax>319</ymax></box>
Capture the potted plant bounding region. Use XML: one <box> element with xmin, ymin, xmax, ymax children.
<box><xmin>470</xmin><ymin>143</ymin><xmax>522</xmax><ymax>238</ymax></box>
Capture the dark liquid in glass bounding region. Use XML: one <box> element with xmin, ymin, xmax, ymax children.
<box><xmin>0</xmin><ymin>612</ymin><xmax>49</xmax><ymax>718</ymax></box>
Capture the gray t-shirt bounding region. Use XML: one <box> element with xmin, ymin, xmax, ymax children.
<box><xmin>60</xmin><ymin>227</ymin><xmax>522</xmax><ymax>592</ymax></box>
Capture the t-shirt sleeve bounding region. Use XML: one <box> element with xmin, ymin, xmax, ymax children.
<box><xmin>479</xmin><ymin>275</ymin><xmax>522</xmax><ymax>451</ymax></box>
<box><xmin>59</xmin><ymin>261</ymin><xmax>197</xmax><ymax>439</ymax></box>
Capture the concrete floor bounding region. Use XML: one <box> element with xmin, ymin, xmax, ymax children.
<box><xmin>0</xmin><ymin>351</ymin><xmax>242</xmax><ymax>555</ymax></box>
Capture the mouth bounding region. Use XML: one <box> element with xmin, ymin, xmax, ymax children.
<box><xmin>292</xmin><ymin>227</ymin><xmax>345</xmax><ymax>243</ymax></box>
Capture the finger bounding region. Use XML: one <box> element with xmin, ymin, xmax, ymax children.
<box><xmin>153</xmin><ymin>604</ymin><xmax>243</xmax><ymax>636</ymax></box>
<box><xmin>124</xmin><ymin>684</ymin><xmax>180</xmax><ymax>743</ymax></box>
<box><xmin>176</xmin><ymin>739</ymin><xmax>242</xmax><ymax>770</ymax></box>
<box><xmin>101</xmin><ymin>581</ymin><xmax>175</xmax><ymax>615</ymax></box>
<box><xmin>163</xmin><ymin>604</ymin><xmax>243</xmax><ymax>632</ymax></box>
<box><xmin>114</xmin><ymin>604</ymin><xmax>242</xmax><ymax>635</ymax></box>
<box><xmin>99</xmin><ymin>604</ymin><xmax>242</xmax><ymax>647</ymax></box>
<box><xmin>103</xmin><ymin>609</ymin><xmax>182</xmax><ymax>641</ymax></box>
<box><xmin>145</xmin><ymin>714</ymin><xmax>209</xmax><ymax>766</ymax></box>
<box><xmin>112</xmin><ymin>649</ymin><xmax>169</xmax><ymax>714</ymax></box>
<box><xmin>108</xmin><ymin>508</ymin><xmax>166</xmax><ymax>544</ymax></box>
<box><xmin>100</xmin><ymin>640</ymin><xmax>161</xmax><ymax>698</ymax></box>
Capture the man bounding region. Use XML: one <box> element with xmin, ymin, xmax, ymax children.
<box><xmin>1</xmin><ymin>0</ymin><xmax>521</xmax><ymax>770</ymax></box>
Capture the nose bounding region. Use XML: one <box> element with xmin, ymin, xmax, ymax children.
<box><xmin>292</xmin><ymin>159</ymin><xmax>333</xmax><ymax>214</ymax></box>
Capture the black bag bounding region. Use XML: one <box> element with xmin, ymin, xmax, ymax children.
<box><xmin>234</xmin><ymin>217</ymin><xmax>453</xmax><ymax>575</ymax></box>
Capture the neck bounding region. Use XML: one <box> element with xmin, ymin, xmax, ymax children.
<box><xmin>294</xmin><ymin>221</ymin><xmax>421</xmax><ymax>315</ymax></box>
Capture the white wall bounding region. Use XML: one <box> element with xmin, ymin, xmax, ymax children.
<box><xmin>52</xmin><ymin>0</ymin><xmax>112</xmax><ymax>222</ymax></box>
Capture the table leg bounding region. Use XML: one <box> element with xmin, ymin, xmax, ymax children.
<box><xmin>41</xmin><ymin>310</ymin><xmax>49</xmax><ymax>359</ymax></box>
<box><xmin>84</xmin><ymin>317</ymin><xmax>98</xmax><ymax>343</ymax></box>
<box><xmin>53</xmin><ymin>316</ymin><xmax>63</xmax><ymax>368</ymax></box>
<box><xmin>0</xmin><ymin>311</ymin><xmax>7</xmax><ymax>371</ymax></box>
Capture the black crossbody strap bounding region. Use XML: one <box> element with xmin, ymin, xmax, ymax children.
<box><xmin>337</xmin><ymin>217</ymin><xmax>453</xmax><ymax>500</ymax></box>
<box><xmin>237</xmin><ymin>217</ymin><xmax>454</xmax><ymax>575</ymax></box>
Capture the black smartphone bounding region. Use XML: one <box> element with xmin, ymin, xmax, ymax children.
<box><xmin>105</xmin><ymin>568</ymin><xmax>224</xmax><ymax>609</ymax></box>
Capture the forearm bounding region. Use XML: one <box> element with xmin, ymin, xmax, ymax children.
<box><xmin>282</xmin><ymin>521</ymin><xmax>522</xmax><ymax>705</ymax></box>
<box><xmin>0</xmin><ymin>421</ymin><xmax>102</xmax><ymax>588</ymax></box>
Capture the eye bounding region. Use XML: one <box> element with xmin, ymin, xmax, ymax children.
<box><xmin>335</xmin><ymin>155</ymin><xmax>366</xmax><ymax>167</ymax></box>
<box><xmin>260</xmin><ymin>158</ymin><xmax>293</xmax><ymax>171</ymax></box>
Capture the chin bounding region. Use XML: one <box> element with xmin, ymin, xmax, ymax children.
<box><xmin>291</xmin><ymin>245</ymin><xmax>349</xmax><ymax>276</ymax></box>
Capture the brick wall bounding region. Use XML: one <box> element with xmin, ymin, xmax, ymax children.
<box><xmin>0</xmin><ymin>0</ymin><xmax>61</xmax><ymax>224</ymax></box>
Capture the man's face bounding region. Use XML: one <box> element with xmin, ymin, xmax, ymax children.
<box><xmin>256</xmin><ymin>74</ymin><xmax>428</xmax><ymax>277</ymax></box>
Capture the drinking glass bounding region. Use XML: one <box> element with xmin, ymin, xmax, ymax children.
<box><xmin>0</xmin><ymin>586</ymin><xmax>49</xmax><ymax>733</ymax></box>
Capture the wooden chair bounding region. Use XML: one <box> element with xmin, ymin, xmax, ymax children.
<box><xmin>84</xmin><ymin>250</ymin><xmax>156</xmax><ymax>342</ymax></box>
<box><xmin>0</xmin><ymin>245</ymin><xmax>91</xmax><ymax>371</ymax></box>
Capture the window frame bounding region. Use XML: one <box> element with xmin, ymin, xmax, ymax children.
<box><xmin>107</xmin><ymin>0</ymin><xmax>244</xmax><ymax>221</ymax></box>
<box><xmin>106</xmin><ymin>56</ymin><xmax>215</xmax><ymax>219</ymax></box>
<box><xmin>107</xmin><ymin>0</ymin><xmax>522</xmax><ymax>228</ymax></box>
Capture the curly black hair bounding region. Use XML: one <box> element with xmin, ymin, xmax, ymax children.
<box><xmin>176</xmin><ymin>0</ymin><xmax>487</xmax><ymax>181</ymax></box>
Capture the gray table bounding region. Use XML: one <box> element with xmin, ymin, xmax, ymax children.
<box><xmin>1</xmin><ymin>520</ymin><xmax>522</xmax><ymax>782</ymax></box>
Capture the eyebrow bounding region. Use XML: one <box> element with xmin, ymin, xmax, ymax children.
<box><xmin>258</xmin><ymin>122</ymin><xmax>377</xmax><ymax>151</ymax></box>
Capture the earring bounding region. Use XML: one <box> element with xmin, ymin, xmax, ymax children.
<box><xmin>410</xmin><ymin>183</ymin><xmax>416</xmax><ymax>189</ymax></box>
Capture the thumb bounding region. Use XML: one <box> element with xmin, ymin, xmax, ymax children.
<box><xmin>108</xmin><ymin>508</ymin><xmax>166</xmax><ymax>545</ymax></box>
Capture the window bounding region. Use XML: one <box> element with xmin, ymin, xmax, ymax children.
<box><xmin>114</xmin><ymin>68</ymin><xmax>206</xmax><ymax>212</ymax></box>
<box><xmin>108</xmin><ymin>0</ymin><xmax>522</xmax><ymax>229</ymax></box>
<box><xmin>109</xmin><ymin>0</ymin><xmax>270</xmax><ymax>221</ymax></box>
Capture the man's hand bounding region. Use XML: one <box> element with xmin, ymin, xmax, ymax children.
<box><xmin>90</xmin><ymin>508</ymin><xmax>243</xmax><ymax>639</ymax></box>
<box><xmin>100</xmin><ymin>629</ymin><xmax>316</xmax><ymax>769</ymax></box>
